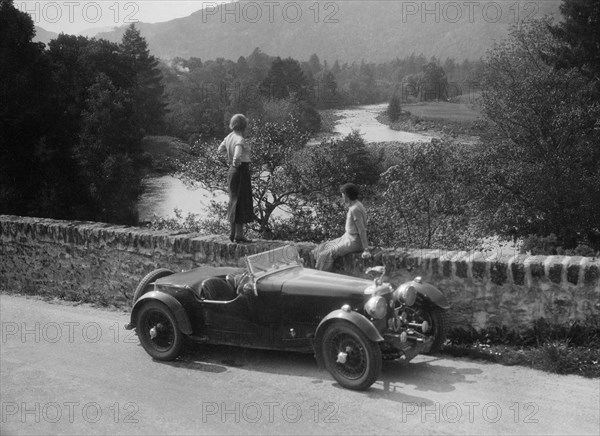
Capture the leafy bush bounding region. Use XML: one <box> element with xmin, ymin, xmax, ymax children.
<box><xmin>147</xmin><ymin>206</ymin><xmax>228</xmax><ymax>236</ymax></box>
<box><xmin>447</xmin><ymin>317</ymin><xmax>600</xmax><ymax>348</ymax></box>
<box><xmin>370</xmin><ymin>138</ymin><xmax>482</xmax><ymax>249</ymax></box>
<box><xmin>521</xmin><ymin>234</ymin><xmax>599</xmax><ymax>257</ymax></box>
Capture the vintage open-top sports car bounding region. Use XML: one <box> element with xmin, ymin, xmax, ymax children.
<box><xmin>126</xmin><ymin>245</ymin><xmax>450</xmax><ymax>390</ymax></box>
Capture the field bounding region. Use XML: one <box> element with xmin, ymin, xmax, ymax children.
<box><xmin>378</xmin><ymin>95</ymin><xmax>487</xmax><ymax>137</ymax></box>
<box><xmin>402</xmin><ymin>100</ymin><xmax>482</xmax><ymax>123</ymax></box>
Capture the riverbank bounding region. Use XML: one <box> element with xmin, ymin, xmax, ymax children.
<box><xmin>375</xmin><ymin>100</ymin><xmax>488</xmax><ymax>142</ymax></box>
<box><xmin>142</xmin><ymin>135</ymin><xmax>191</xmax><ymax>175</ymax></box>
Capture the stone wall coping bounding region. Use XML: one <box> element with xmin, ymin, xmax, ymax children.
<box><xmin>1</xmin><ymin>214</ymin><xmax>599</xmax><ymax>287</ymax></box>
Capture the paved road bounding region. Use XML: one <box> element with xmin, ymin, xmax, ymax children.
<box><xmin>1</xmin><ymin>294</ymin><xmax>598</xmax><ymax>435</ymax></box>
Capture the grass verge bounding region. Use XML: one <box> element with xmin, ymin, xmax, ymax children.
<box><xmin>442</xmin><ymin>320</ymin><xmax>600</xmax><ymax>378</ymax></box>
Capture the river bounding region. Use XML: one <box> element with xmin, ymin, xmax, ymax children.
<box><xmin>137</xmin><ymin>104</ymin><xmax>432</xmax><ymax>222</ymax></box>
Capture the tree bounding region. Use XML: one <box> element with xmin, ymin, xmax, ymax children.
<box><xmin>420</xmin><ymin>62</ymin><xmax>448</xmax><ymax>101</ymax></box>
<box><xmin>175</xmin><ymin>119</ymin><xmax>383</xmax><ymax>241</ymax></box>
<box><xmin>261</xmin><ymin>57</ymin><xmax>313</xmax><ymax>102</ymax></box>
<box><xmin>176</xmin><ymin>117</ymin><xmax>312</xmax><ymax>238</ymax></box>
<box><xmin>331</xmin><ymin>60</ymin><xmax>341</xmax><ymax>76</ymax></box>
<box><xmin>372</xmin><ymin>139</ymin><xmax>479</xmax><ymax>249</ymax></box>
<box><xmin>401</xmin><ymin>73</ymin><xmax>421</xmax><ymax>100</ymax></box>
<box><xmin>285</xmin><ymin>131</ymin><xmax>382</xmax><ymax>242</ymax></box>
<box><xmin>315</xmin><ymin>70</ymin><xmax>340</xmax><ymax>109</ymax></box>
<box><xmin>545</xmin><ymin>0</ymin><xmax>600</xmax><ymax>82</ymax></box>
<box><xmin>75</xmin><ymin>74</ymin><xmax>144</xmax><ymax>224</ymax></box>
<box><xmin>475</xmin><ymin>18</ymin><xmax>600</xmax><ymax>249</ymax></box>
<box><xmin>0</xmin><ymin>3</ymin><xmax>161</xmax><ymax>224</ymax></box>
<box><xmin>119</xmin><ymin>24</ymin><xmax>166</xmax><ymax>135</ymax></box>
<box><xmin>387</xmin><ymin>94</ymin><xmax>402</xmax><ymax>122</ymax></box>
<box><xmin>0</xmin><ymin>0</ymin><xmax>59</xmax><ymax>216</ymax></box>
<box><xmin>43</xmin><ymin>33</ymin><xmax>150</xmax><ymax>223</ymax></box>
<box><xmin>346</xmin><ymin>61</ymin><xmax>379</xmax><ymax>104</ymax></box>
<box><xmin>308</xmin><ymin>53</ymin><xmax>322</xmax><ymax>75</ymax></box>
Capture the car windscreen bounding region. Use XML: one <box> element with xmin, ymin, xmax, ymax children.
<box><xmin>245</xmin><ymin>245</ymin><xmax>301</xmax><ymax>275</ymax></box>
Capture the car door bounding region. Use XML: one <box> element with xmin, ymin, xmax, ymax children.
<box><xmin>201</xmin><ymin>294</ymin><xmax>261</xmax><ymax>346</ymax></box>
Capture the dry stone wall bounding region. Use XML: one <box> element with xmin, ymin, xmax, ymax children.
<box><xmin>1</xmin><ymin>215</ymin><xmax>599</xmax><ymax>330</ymax></box>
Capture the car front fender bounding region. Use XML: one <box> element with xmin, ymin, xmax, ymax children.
<box><xmin>413</xmin><ymin>282</ymin><xmax>450</xmax><ymax>310</ymax></box>
<box><xmin>128</xmin><ymin>291</ymin><xmax>193</xmax><ymax>335</ymax></box>
<box><xmin>313</xmin><ymin>309</ymin><xmax>384</xmax><ymax>368</ymax></box>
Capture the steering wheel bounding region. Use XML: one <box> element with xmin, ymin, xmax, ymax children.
<box><xmin>235</xmin><ymin>272</ymin><xmax>251</xmax><ymax>294</ymax></box>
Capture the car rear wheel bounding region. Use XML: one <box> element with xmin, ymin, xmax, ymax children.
<box><xmin>137</xmin><ymin>301</ymin><xmax>183</xmax><ymax>361</ymax></box>
<box><xmin>321</xmin><ymin>322</ymin><xmax>382</xmax><ymax>391</ymax></box>
<box><xmin>133</xmin><ymin>268</ymin><xmax>174</xmax><ymax>304</ymax></box>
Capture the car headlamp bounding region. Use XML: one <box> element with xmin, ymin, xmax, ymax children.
<box><xmin>365</xmin><ymin>296</ymin><xmax>387</xmax><ymax>319</ymax></box>
<box><xmin>394</xmin><ymin>283</ymin><xmax>417</xmax><ymax>306</ymax></box>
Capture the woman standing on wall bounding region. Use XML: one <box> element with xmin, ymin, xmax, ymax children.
<box><xmin>218</xmin><ymin>114</ymin><xmax>254</xmax><ymax>243</ymax></box>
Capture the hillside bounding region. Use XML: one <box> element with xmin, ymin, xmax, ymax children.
<box><xmin>94</xmin><ymin>0</ymin><xmax>562</xmax><ymax>62</ymax></box>
<box><xmin>33</xmin><ymin>26</ymin><xmax>57</xmax><ymax>44</ymax></box>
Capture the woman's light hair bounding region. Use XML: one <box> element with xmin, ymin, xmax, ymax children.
<box><xmin>229</xmin><ymin>114</ymin><xmax>248</xmax><ymax>131</ymax></box>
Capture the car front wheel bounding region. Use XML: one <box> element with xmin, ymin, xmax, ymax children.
<box><xmin>321</xmin><ymin>322</ymin><xmax>382</xmax><ymax>391</ymax></box>
<box><xmin>137</xmin><ymin>301</ymin><xmax>183</xmax><ymax>361</ymax></box>
<box><xmin>409</xmin><ymin>303</ymin><xmax>448</xmax><ymax>354</ymax></box>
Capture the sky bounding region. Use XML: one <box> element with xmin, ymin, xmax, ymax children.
<box><xmin>19</xmin><ymin>0</ymin><xmax>230</xmax><ymax>34</ymax></box>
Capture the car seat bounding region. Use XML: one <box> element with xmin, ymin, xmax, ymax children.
<box><xmin>200</xmin><ymin>277</ymin><xmax>237</xmax><ymax>301</ymax></box>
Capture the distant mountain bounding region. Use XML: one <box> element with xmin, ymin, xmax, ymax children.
<box><xmin>77</xmin><ymin>26</ymin><xmax>119</xmax><ymax>38</ymax></box>
<box><xmin>100</xmin><ymin>1</ymin><xmax>564</xmax><ymax>62</ymax></box>
<box><xmin>33</xmin><ymin>26</ymin><xmax>57</xmax><ymax>44</ymax></box>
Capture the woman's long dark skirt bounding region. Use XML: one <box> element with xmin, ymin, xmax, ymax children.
<box><xmin>227</xmin><ymin>162</ymin><xmax>253</xmax><ymax>224</ymax></box>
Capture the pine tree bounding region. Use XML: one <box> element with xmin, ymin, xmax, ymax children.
<box><xmin>261</xmin><ymin>57</ymin><xmax>312</xmax><ymax>102</ymax></box>
<box><xmin>546</xmin><ymin>0</ymin><xmax>600</xmax><ymax>82</ymax></box>
<box><xmin>308</xmin><ymin>53</ymin><xmax>322</xmax><ymax>75</ymax></box>
<box><xmin>0</xmin><ymin>0</ymin><xmax>55</xmax><ymax>215</ymax></box>
<box><xmin>315</xmin><ymin>70</ymin><xmax>340</xmax><ymax>108</ymax></box>
<box><xmin>387</xmin><ymin>94</ymin><xmax>402</xmax><ymax>122</ymax></box>
<box><xmin>119</xmin><ymin>24</ymin><xmax>166</xmax><ymax>135</ymax></box>
<box><xmin>76</xmin><ymin>74</ymin><xmax>143</xmax><ymax>224</ymax></box>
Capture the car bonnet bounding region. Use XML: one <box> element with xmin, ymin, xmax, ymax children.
<box><xmin>274</xmin><ymin>268</ymin><xmax>373</xmax><ymax>298</ymax></box>
<box><xmin>153</xmin><ymin>266</ymin><xmax>245</xmax><ymax>293</ymax></box>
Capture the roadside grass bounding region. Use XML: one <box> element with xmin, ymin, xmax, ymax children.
<box><xmin>442</xmin><ymin>319</ymin><xmax>600</xmax><ymax>378</ymax></box>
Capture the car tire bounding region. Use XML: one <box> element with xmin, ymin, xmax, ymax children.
<box><xmin>136</xmin><ymin>301</ymin><xmax>183</xmax><ymax>361</ymax></box>
<box><xmin>133</xmin><ymin>268</ymin><xmax>174</xmax><ymax>304</ymax></box>
<box><xmin>412</xmin><ymin>303</ymin><xmax>448</xmax><ymax>354</ymax></box>
<box><xmin>321</xmin><ymin>322</ymin><xmax>382</xmax><ymax>391</ymax></box>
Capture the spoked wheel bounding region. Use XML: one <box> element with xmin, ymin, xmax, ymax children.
<box><xmin>133</xmin><ymin>268</ymin><xmax>174</xmax><ymax>304</ymax></box>
<box><xmin>321</xmin><ymin>322</ymin><xmax>381</xmax><ymax>390</ymax></box>
<box><xmin>408</xmin><ymin>302</ymin><xmax>448</xmax><ymax>354</ymax></box>
<box><xmin>137</xmin><ymin>301</ymin><xmax>183</xmax><ymax>361</ymax></box>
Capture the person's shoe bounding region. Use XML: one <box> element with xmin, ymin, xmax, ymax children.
<box><xmin>234</xmin><ymin>236</ymin><xmax>252</xmax><ymax>243</ymax></box>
